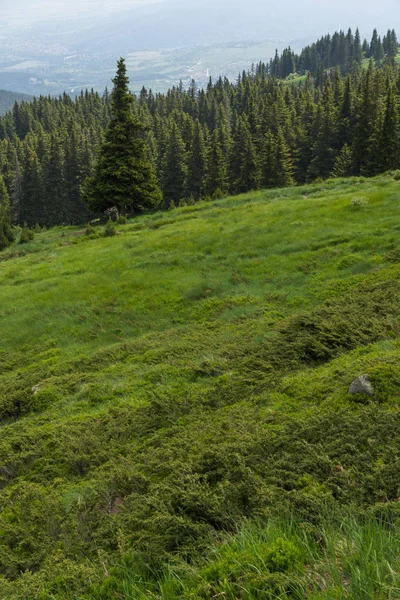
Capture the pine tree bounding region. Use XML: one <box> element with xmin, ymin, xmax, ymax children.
<box><xmin>261</xmin><ymin>130</ymin><xmax>277</xmax><ymax>188</ymax></box>
<box><xmin>308</xmin><ymin>78</ymin><xmax>337</xmax><ymax>180</ymax></box>
<box><xmin>229</xmin><ymin>117</ymin><xmax>260</xmax><ymax>194</ymax></box>
<box><xmin>354</xmin><ymin>29</ymin><xmax>363</xmax><ymax>63</ymax></box>
<box><xmin>20</xmin><ymin>146</ymin><xmax>42</xmax><ymax>226</ymax></box>
<box><xmin>332</xmin><ymin>143</ymin><xmax>353</xmax><ymax>177</ymax></box>
<box><xmin>206</xmin><ymin>130</ymin><xmax>228</xmax><ymax>197</ymax></box>
<box><xmin>186</xmin><ymin>119</ymin><xmax>207</xmax><ymax>201</ymax></box>
<box><xmin>352</xmin><ymin>67</ymin><xmax>375</xmax><ymax>174</ymax></box>
<box><xmin>377</xmin><ymin>84</ymin><xmax>400</xmax><ymax>172</ymax></box>
<box><xmin>274</xmin><ymin>128</ymin><xmax>295</xmax><ymax>187</ymax></box>
<box><xmin>0</xmin><ymin>175</ymin><xmax>13</xmax><ymax>249</ymax></box>
<box><xmin>82</xmin><ymin>58</ymin><xmax>161</xmax><ymax>215</ymax></box>
<box><xmin>162</xmin><ymin>120</ymin><xmax>187</xmax><ymax>206</ymax></box>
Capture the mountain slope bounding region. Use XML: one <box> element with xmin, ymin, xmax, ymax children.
<box><xmin>1</xmin><ymin>175</ymin><xmax>400</xmax><ymax>598</ymax></box>
<box><xmin>0</xmin><ymin>89</ymin><xmax>33</xmax><ymax>115</ymax></box>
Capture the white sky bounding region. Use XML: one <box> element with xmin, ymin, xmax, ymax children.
<box><xmin>1</xmin><ymin>0</ymin><xmax>161</xmax><ymax>21</ymax></box>
<box><xmin>1</xmin><ymin>0</ymin><xmax>398</xmax><ymax>42</ymax></box>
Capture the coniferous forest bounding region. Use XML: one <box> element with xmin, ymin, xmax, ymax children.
<box><xmin>0</xmin><ymin>28</ymin><xmax>399</xmax><ymax>231</ymax></box>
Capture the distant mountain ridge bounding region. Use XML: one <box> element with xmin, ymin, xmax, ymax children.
<box><xmin>0</xmin><ymin>89</ymin><xmax>33</xmax><ymax>115</ymax></box>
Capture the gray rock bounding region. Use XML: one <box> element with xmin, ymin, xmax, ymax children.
<box><xmin>348</xmin><ymin>374</ymin><xmax>374</xmax><ymax>397</ymax></box>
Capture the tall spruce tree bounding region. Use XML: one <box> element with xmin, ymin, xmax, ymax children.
<box><xmin>185</xmin><ymin>119</ymin><xmax>207</xmax><ymax>201</ymax></box>
<box><xmin>82</xmin><ymin>58</ymin><xmax>161</xmax><ymax>215</ymax></box>
<box><xmin>206</xmin><ymin>130</ymin><xmax>228</xmax><ymax>197</ymax></box>
<box><xmin>377</xmin><ymin>84</ymin><xmax>400</xmax><ymax>172</ymax></box>
<box><xmin>162</xmin><ymin>120</ymin><xmax>187</xmax><ymax>207</ymax></box>
<box><xmin>0</xmin><ymin>175</ymin><xmax>13</xmax><ymax>249</ymax></box>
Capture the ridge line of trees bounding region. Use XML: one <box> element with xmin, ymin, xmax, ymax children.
<box><xmin>0</xmin><ymin>27</ymin><xmax>399</xmax><ymax>234</ymax></box>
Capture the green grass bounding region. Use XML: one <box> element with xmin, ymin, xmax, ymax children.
<box><xmin>1</xmin><ymin>173</ymin><xmax>400</xmax><ymax>598</ymax></box>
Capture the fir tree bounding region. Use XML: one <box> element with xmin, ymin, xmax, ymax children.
<box><xmin>377</xmin><ymin>84</ymin><xmax>400</xmax><ymax>172</ymax></box>
<box><xmin>162</xmin><ymin>121</ymin><xmax>187</xmax><ymax>206</ymax></box>
<box><xmin>0</xmin><ymin>175</ymin><xmax>13</xmax><ymax>249</ymax></box>
<box><xmin>229</xmin><ymin>117</ymin><xmax>260</xmax><ymax>193</ymax></box>
<box><xmin>274</xmin><ymin>128</ymin><xmax>295</xmax><ymax>187</ymax></box>
<box><xmin>186</xmin><ymin>119</ymin><xmax>207</xmax><ymax>201</ymax></box>
<box><xmin>332</xmin><ymin>143</ymin><xmax>353</xmax><ymax>177</ymax></box>
<box><xmin>83</xmin><ymin>58</ymin><xmax>161</xmax><ymax>215</ymax></box>
<box><xmin>206</xmin><ymin>130</ymin><xmax>228</xmax><ymax>197</ymax></box>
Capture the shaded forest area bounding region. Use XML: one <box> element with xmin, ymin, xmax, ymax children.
<box><xmin>0</xmin><ymin>28</ymin><xmax>399</xmax><ymax>227</ymax></box>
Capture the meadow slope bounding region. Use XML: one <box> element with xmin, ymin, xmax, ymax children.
<box><xmin>1</xmin><ymin>175</ymin><xmax>400</xmax><ymax>598</ymax></box>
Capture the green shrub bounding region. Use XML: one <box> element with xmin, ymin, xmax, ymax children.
<box><xmin>263</xmin><ymin>538</ymin><xmax>301</xmax><ymax>573</ymax></box>
<box><xmin>369</xmin><ymin>363</ymin><xmax>400</xmax><ymax>402</ymax></box>
<box><xmin>19</xmin><ymin>227</ymin><xmax>34</xmax><ymax>243</ymax></box>
<box><xmin>103</xmin><ymin>219</ymin><xmax>116</xmax><ymax>237</ymax></box>
<box><xmin>351</xmin><ymin>196</ymin><xmax>369</xmax><ymax>208</ymax></box>
<box><xmin>85</xmin><ymin>221</ymin><xmax>94</xmax><ymax>235</ymax></box>
<box><xmin>117</xmin><ymin>215</ymin><xmax>127</xmax><ymax>225</ymax></box>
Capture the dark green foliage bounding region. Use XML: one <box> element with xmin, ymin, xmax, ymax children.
<box><xmin>0</xmin><ymin>30</ymin><xmax>399</xmax><ymax>227</ymax></box>
<box><xmin>0</xmin><ymin>175</ymin><xmax>13</xmax><ymax>249</ymax></box>
<box><xmin>273</xmin><ymin>277</ymin><xmax>400</xmax><ymax>366</ymax></box>
<box><xmin>19</xmin><ymin>226</ymin><xmax>34</xmax><ymax>243</ymax></box>
<box><xmin>162</xmin><ymin>121</ymin><xmax>187</xmax><ymax>206</ymax></box>
<box><xmin>103</xmin><ymin>219</ymin><xmax>116</xmax><ymax>237</ymax></box>
<box><xmin>186</xmin><ymin>119</ymin><xmax>207</xmax><ymax>201</ymax></box>
<box><xmin>85</xmin><ymin>221</ymin><xmax>94</xmax><ymax>235</ymax></box>
<box><xmin>332</xmin><ymin>143</ymin><xmax>353</xmax><ymax>177</ymax></box>
<box><xmin>82</xmin><ymin>58</ymin><xmax>161</xmax><ymax>215</ymax></box>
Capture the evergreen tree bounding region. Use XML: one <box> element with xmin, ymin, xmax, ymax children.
<box><xmin>162</xmin><ymin>121</ymin><xmax>187</xmax><ymax>206</ymax></box>
<box><xmin>83</xmin><ymin>58</ymin><xmax>161</xmax><ymax>215</ymax></box>
<box><xmin>274</xmin><ymin>128</ymin><xmax>295</xmax><ymax>187</ymax></box>
<box><xmin>377</xmin><ymin>84</ymin><xmax>400</xmax><ymax>171</ymax></box>
<box><xmin>186</xmin><ymin>119</ymin><xmax>207</xmax><ymax>201</ymax></box>
<box><xmin>20</xmin><ymin>146</ymin><xmax>42</xmax><ymax>225</ymax></box>
<box><xmin>206</xmin><ymin>130</ymin><xmax>228</xmax><ymax>196</ymax></box>
<box><xmin>308</xmin><ymin>78</ymin><xmax>337</xmax><ymax>179</ymax></box>
<box><xmin>352</xmin><ymin>67</ymin><xmax>376</xmax><ymax>174</ymax></box>
<box><xmin>332</xmin><ymin>143</ymin><xmax>353</xmax><ymax>177</ymax></box>
<box><xmin>229</xmin><ymin>117</ymin><xmax>260</xmax><ymax>193</ymax></box>
<box><xmin>261</xmin><ymin>130</ymin><xmax>277</xmax><ymax>188</ymax></box>
<box><xmin>0</xmin><ymin>175</ymin><xmax>13</xmax><ymax>249</ymax></box>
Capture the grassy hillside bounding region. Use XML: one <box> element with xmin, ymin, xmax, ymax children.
<box><xmin>1</xmin><ymin>174</ymin><xmax>400</xmax><ymax>598</ymax></box>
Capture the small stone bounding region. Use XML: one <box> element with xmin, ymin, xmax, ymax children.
<box><xmin>348</xmin><ymin>374</ymin><xmax>374</xmax><ymax>397</ymax></box>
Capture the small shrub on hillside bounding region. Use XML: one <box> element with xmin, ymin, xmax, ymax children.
<box><xmin>212</xmin><ymin>188</ymin><xmax>226</xmax><ymax>201</ymax></box>
<box><xmin>104</xmin><ymin>219</ymin><xmax>116</xmax><ymax>237</ymax></box>
<box><xmin>34</xmin><ymin>223</ymin><xmax>42</xmax><ymax>233</ymax></box>
<box><xmin>85</xmin><ymin>222</ymin><xmax>95</xmax><ymax>235</ymax></box>
<box><xmin>386</xmin><ymin>248</ymin><xmax>400</xmax><ymax>263</ymax></box>
<box><xmin>19</xmin><ymin>227</ymin><xmax>34</xmax><ymax>244</ymax></box>
<box><xmin>393</xmin><ymin>170</ymin><xmax>400</xmax><ymax>181</ymax></box>
<box><xmin>117</xmin><ymin>215</ymin><xmax>127</xmax><ymax>225</ymax></box>
<box><xmin>263</xmin><ymin>538</ymin><xmax>301</xmax><ymax>573</ymax></box>
<box><xmin>369</xmin><ymin>364</ymin><xmax>400</xmax><ymax>402</ymax></box>
<box><xmin>351</xmin><ymin>196</ymin><xmax>369</xmax><ymax>208</ymax></box>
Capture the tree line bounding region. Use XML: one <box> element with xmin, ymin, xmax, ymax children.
<box><xmin>269</xmin><ymin>28</ymin><xmax>398</xmax><ymax>79</ymax></box>
<box><xmin>0</xmin><ymin>27</ymin><xmax>399</xmax><ymax>239</ymax></box>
